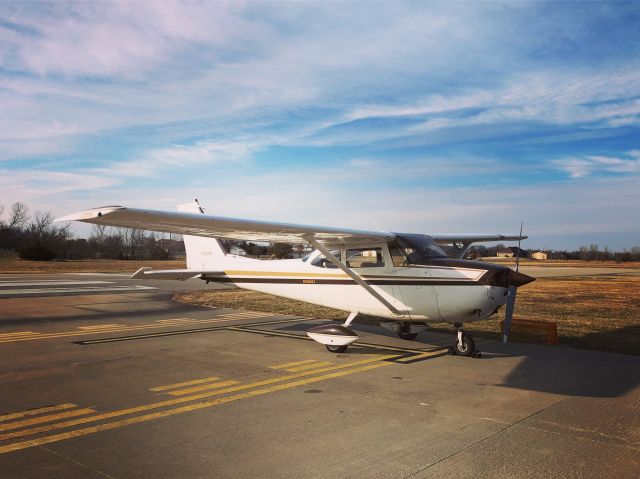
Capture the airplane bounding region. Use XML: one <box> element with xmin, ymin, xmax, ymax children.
<box><xmin>57</xmin><ymin>200</ymin><xmax>534</xmax><ymax>357</ymax></box>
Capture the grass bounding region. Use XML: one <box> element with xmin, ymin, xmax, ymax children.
<box><xmin>176</xmin><ymin>275</ymin><xmax>640</xmax><ymax>356</ymax></box>
<box><xmin>0</xmin><ymin>257</ymin><xmax>186</xmax><ymax>273</ymax></box>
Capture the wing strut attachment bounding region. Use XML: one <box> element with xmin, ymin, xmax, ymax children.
<box><xmin>304</xmin><ymin>235</ymin><xmax>407</xmax><ymax>316</ymax></box>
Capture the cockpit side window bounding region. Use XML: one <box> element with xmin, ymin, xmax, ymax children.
<box><xmin>390</xmin><ymin>234</ymin><xmax>448</xmax><ymax>266</ymax></box>
<box><xmin>310</xmin><ymin>250</ymin><xmax>341</xmax><ymax>268</ymax></box>
<box><xmin>346</xmin><ymin>248</ymin><xmax>385</xmax><ymax>268</ymax></box>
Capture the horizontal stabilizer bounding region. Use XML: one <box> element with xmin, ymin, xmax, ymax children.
<box><xmin>130</xmin><ymin>267</ymin><xmax>222</xmax><ymax>281</ymax></box>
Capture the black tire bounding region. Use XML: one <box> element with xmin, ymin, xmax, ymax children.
<box><xmin>326</xmin><ymin>344</ymin><xmax>348</xmax><ymax>353</ymax></box>
<box><xmin>397</xmin><ymin>323</ymin><xmax>418</xmax><ymax>341</ymax></box>
<box><xmin>398</xmin><ymin>331</ymin><xmax>418</xmax><ymax>340</ymax></box>
<box><xmin>453</xmin><ymin>334</ymin><xmax>475</xmax><ymax>356</ymax></box>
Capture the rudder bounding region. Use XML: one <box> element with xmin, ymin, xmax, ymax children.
<box><xmin>177</xmin><ymin>200</ymin><xmax>227</xmax><ymax>269</ymax></box>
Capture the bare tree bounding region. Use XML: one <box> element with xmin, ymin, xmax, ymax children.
<box><xmin>7</xmin><ymin>202</ymin><xmax>29</xmax><ymax>231</ymax></box>
<box><xmin>18</xmin><ymin>211</ymin><xmax>71</xmax><ymax>260</ymax></box>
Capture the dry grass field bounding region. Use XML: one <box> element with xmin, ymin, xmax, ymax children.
<box><xmin>177</xmin><ymin>275</ymin><xmax>640</xmax><ymax>356</ymax></box>
<box><xmin>0</xmin><ymin>258</ymin><xmax>186</xmax><ymax>273</ymax></box>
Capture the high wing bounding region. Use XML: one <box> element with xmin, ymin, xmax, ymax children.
<box><xmin>431</xmin><ymin>234</ymin><xmax>527</xmax><ymax>244</ymax></box>
<box><xmin>431</xmin><ymin>234</ymin><xmax>528</xmax><ymax>259</ymax></box>
<box><xmin>56</xmin><ymin>206</ymin><xmax>395</xmax><ymax>248</ymax></box>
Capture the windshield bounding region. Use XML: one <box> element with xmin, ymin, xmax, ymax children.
<box><xmin>389</xmin><ymin>234</ymin><xmax>448</xmax><ymax>266</ymax></box>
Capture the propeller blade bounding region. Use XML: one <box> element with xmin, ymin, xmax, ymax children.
<box><xmin>502</xmin><ymin>284</ymin><xmax>517</xmax><ymax>343</ymax></box>
<box><xmin>515</xmin><ymin>221</ymin><xmax>524</xmax><ymax>273</ymax></box>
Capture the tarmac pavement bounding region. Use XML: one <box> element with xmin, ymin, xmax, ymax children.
<box><xmin>0</xmin><ymin>272</ymin><xmax>638</xmax><ymax>478</ymax></box>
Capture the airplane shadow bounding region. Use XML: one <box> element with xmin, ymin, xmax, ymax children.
<box><xmin>276</xmin><ymin>321</ymin><xmax>640</xmax><ymax>398</ymax></box>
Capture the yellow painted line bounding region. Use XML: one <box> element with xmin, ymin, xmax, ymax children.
<box><xmin>285</xmin><ymin>361</ymin><xmax>334</xmax><ymax>372</ymax></box>
<box><xmin>164</xmin><ymin>358</ymin><xmax>394</xmax><ymax>396</ymax></box>
<box><xmin>78</xmin><ymin>324</ymin><xmax>121</xmax><ymax>330</ymax></box>
<box><xmin>270</xmin><ymin>359</ymin><xmax>316</xmax><ymax>370</ymax></box>
<box><xmin>0</xmin><ymin>314</ymin><xmax>276</xmax><ymax>344</ymax></box>
<box><xmin>150</xmin><ymin>376</ymin><xmax>220</xmax><ymax>392</ymax></box>
<box><xmin>0</xmin><ymin>332</ymin><xmax>40</xmax><ymax>338</ymax></box>
<box><xmin>0</xmin><ymin>355</ymin><xmax>396</xmax><ymax>441</ymax></box>
<box><xmin>164</xmin><ymin>380</ymin><xmax>240</xmax><ymax>396</ymax></box>
<box><xmin>0</xmin><ymin>362</ymin><xmax>391</xmax><ymax>455</ymax></box>
<box><xmin>156</xmin><ymin>319</ymin><xmax>198</xmax><ymax>323</ymax></box>
<box><xmin>0</xmin><ymin>403</ymin><xmax>77</xmax><ymax>422</ymax></box>
<box><xmin>0</xmin><ymin>408</ymin><xmax>95</xmax><ymax>432</ymax></box>
<box><xmin>395</xmin><ymin>350</ymin><xmax>448</xmax><ymax>363</ymax></box>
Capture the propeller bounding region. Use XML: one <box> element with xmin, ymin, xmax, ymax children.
<box><xmin>503</xmin><ymin>222</ymin><xmax>523</xmax><ymax>343</ymax></box>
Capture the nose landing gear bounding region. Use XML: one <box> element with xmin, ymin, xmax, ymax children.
<box><xmin>450</xmin><ymin>323</ymin><xmax>480</xmax><ymax>358</ymax></box>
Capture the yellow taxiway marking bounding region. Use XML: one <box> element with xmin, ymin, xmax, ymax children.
<box><xmin>270</xmin><ymin>359</ymin><xmax>316</xmax><ymax>370</ymax></box>
<box><xmin>284</xmin><ymin>361</ymin><xmax>334</xmax><ymax>372</ymax></box>
<box><xmin>78</xmin><ymin>324</ymin><xmax>121</xmax><ymax>330</ymax></box>
<box><xmin>0</xmin><ymin>313</ymin><xmax>276</xmax><ymax>344</ymax></box>
<box><xmin>156</xmin><ymin>318</ymin><xmax>199</xmax><ymax>324</ymax></box>
<box><xmin>0</xmin><ymin>331</ymin><xmax>40</xmax><ymax>338</ymax></box>
<box><xmin>0</xmin><ymin>403</ymin><xmax>77</xmax><ymax>422</ymax></box>
<box><xmin>395</xmin><ymin>350</ymin><xmax>448</xmax><ymax>363</ymax></box>
<box><xmin>0</xmin><ymin>408</ymin><xmax>95</xmax><ymax>432</ymax></box>
<box><xmin>0</xmin><ymin>362</ymin><xmax>391</xmax><ymax>455</ymax></box>
<box><xmin>150</xmin><ymin>376</ymin><xmax>221</xmax><ymax>392</ymax></box>
<box><xmin>0</xmin><ymin>355</ymin><xmax>395</xmax><ymax>442</ymax></box>
<box><xmin>166</xmin><ymin>380</ymin><xmax>241</xmax><ymax>396</ymax></box>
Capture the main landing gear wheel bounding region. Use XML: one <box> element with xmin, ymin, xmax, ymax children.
<box><xmin>397</xmin><ymin>323</ymin><xmax>418</xmax><ymax>341</ymax></box>
<box><xmin>452</xmin><ymin>333</ymin><xmax>476</xmax><ymax>357</ymax></box>
<box><xmin>325</xmin><ymin>344</ymin><xmax>349</xmax><ymax>353</ymax></box>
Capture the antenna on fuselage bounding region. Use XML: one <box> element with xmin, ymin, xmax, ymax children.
<box><xmin>194</xmin><ymin>198</ymin><xmax>205</xmax><ymax>214</ymax></box>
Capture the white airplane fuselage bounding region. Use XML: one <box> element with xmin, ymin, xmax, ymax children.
<box><xmin>199</xmin><ymin>248</ymin><xmax>516</xmax><ymax>325</ymax></box>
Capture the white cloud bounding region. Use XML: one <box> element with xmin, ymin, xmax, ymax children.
<box><xmin>552</xmin><ymin>151</ymin><xmax>640</xmax><ymax>178</ymax></box>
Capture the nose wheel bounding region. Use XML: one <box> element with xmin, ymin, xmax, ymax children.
<box><xmin>451</xmin><ymin>324</ymin><xmax>480</xmax><ymax>357</ymax></box>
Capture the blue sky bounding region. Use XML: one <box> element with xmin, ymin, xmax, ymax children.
<box><xmin>0</xmin><ymin>1</ymin><xmax>639</xmax><ymax>250</ymax></box>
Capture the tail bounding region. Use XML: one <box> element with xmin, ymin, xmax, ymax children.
<box><xmin>177</xmin><ymin>200</ymin><xmax>227</xmax><ymax>269</ymax></box>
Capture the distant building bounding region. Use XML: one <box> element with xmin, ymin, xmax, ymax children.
<box><xmin>496</xmin><ymin>248</ymin><xmax>514</xmax><ymax>258</ymax></box>
<box><xmin>531</xmin><ymin>251</ymin><xmax>548</xmax><ymax>260</ymax></box>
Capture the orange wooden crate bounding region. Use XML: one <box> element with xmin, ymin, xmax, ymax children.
<box><xmin>501</xmin><ymin>318</ymin><xmax>558</xmax><ymax>344</ymax></box>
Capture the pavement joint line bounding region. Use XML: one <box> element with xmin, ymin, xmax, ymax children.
<box><xmin>0</xmin><ymin>355</ymin><xmax>398</xmax><ymax>442</ymax></box>
<box><xmin>0</xmin><ymin>362</ymin><xmax>392</xmax><ymax>455</ymax></box>
<box><xmin>72</xmin><ymin>319</ymin><xmax>309</xmax><ymax>345</ymax></box>
<box><xmin>150</xmin><ymin>376</ymin><xmax>221</xmax><ymax>392</ymax></box>
<box><xmin>0</xmin><ymin>315</ymin><xmax>295</xmax><ymax>344</ymax></box>
<box><xmin>0</xmin><ymin>408</ymin><xmax>96</xmax><ymax>432</ymax></box>
<box><xmin>0</xmin><ymin>404</ymin><xmax>77</xmax><ymax>422</ymax></box>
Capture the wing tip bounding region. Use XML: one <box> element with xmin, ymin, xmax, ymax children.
<box><xmin>54</xmin><ymin>206</ymin><xmax>125</xmax><ymax>223</ymax></box>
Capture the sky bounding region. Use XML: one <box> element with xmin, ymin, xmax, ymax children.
<box><xmin>0</xmin><ymin>1</ymin><xmax>639</xmax><ymax>250</ymax></box>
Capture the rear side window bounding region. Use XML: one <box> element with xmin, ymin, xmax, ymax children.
<box><xmin>346</xmin><ymin>248</ymin><xmax>385</xmax><ymax>268</ymax></box>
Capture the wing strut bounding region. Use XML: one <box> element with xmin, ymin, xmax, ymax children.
<box><xmin>304</xmin><ymin>235</ymin><xmax>407</xmax><ymax>316</ymax></box>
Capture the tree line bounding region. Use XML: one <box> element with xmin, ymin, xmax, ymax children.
<box><xmin>469</xmin><ymin>243</ymin><xmax>640</xmax><ymax>262</ymax></box>
<box><xmin>1</xmin><ymin>201</ymin><xmax>637</xmax><ymax>262</ymax></box>
<box><xmin>0</xmin><ymin>202</ymin><xmax>183</xmax><ymax>261</ymax></box>
<box><xmin>0</xmin><ymin>202</ymin><xmax>294</xmax><ymax>261</ymax></box>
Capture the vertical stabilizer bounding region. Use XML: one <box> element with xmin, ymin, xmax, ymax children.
<box><xmin>177</xmin><ymin>200</ymin><xmax>227</xmax><ymax>269</ymax></box>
